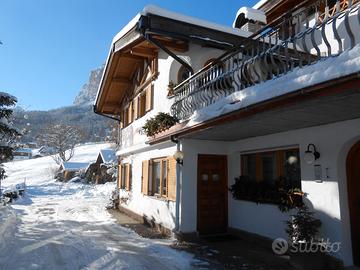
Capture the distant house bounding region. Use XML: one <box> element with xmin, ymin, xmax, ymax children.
<box><xmin>13</xmin><ymin>148</ymin><xmax>32</xmax><ymax>160</ymax></box>
<box><xmin>85</xmin><ymin>149</ymin><xmax>116</xmax><ymax>184</ymax></box>
<box><xmin>13</xmin><ymin>146</ymin><xmax>55</xmax><ymax>160</ymax></box>
<box><xmin>59</xmin><ymin>162</ymin><xmax>89</xmax><ymax>181</ymax></box>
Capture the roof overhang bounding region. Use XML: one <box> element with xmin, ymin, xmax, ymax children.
<box><xmin>148</xmin><ymin>72</ymin><xmax>360</xmax><ymax>144</ymax></box>
<box><xmin>94</xmin><ymin>5</ymin><xmax>252</xmax><ymax>117</ymax></box>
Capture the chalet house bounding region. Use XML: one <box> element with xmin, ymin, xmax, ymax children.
<box><xmin>85</xmin><ymin>149</ymin><xmax>117</xmax><ymax>184</ymax></box>
<box><xmin>94</xmin><ymin>1</ymin><xmax>360</xmax><ymax>267</ymax></box>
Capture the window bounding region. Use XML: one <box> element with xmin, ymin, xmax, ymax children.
<box><xmin>177</xmin><ymin>65</ymin><xmax>190</xmax><ymax>84</ymax></box>
<box><xmin>241</xmin><ymin>148</ymin><xmax>301</xmax><ymax>189</ymax></box>
<box><xmin>138</xmin><ymin>92</ymin><xmax>146</xmax><ymax>118</ymax></box>
<box><xmin>151</xmin><ymin>158</ymin><xmax>168</xmax><ymax>196</ymax></box>
<box><xmin>118</xmin><ymin>163</ymin><xmax>132</xmax><ymax>191</ymax></box>
<box><xmin>162</xmin><ymin>160</ymin><xmax>167</xmax><ymax>196</ymax></box>
<box><xmin>121</xmin><ymin>164</ymin><xmax>127</xmax><ymax>189</ymax></box>
<box><xmin>141</xmin><ymin>157</ymin><xmax>175</xmax><ymax>200</ymax></box>
<box><xmin>152</xmin><ymin>160</ymin><xmax>161</xmax><ymax>194</ymax></box>
<box><xmin>121</xmin><ymin>86</ymin><xmax>152</xmax><ymax>128</ymax></box>
<box><xmin>123</xmin><ymin>108</ymin><xmax>129</xmax><ymax>127</ymax></box>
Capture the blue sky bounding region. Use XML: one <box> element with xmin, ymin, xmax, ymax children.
<box><xmin>0</xmin><ymin>0</ymin><xmax>257</xmax><ymax>111</ymax></box>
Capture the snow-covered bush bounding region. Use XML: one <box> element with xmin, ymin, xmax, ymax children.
<box><xmin>106</xmin><ymin>188</ymin><xmax>119</xmax><ymax>209</ymax></box>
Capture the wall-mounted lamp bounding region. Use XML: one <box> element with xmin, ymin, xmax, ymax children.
<box><xmin>173</xmin><ymin>150</ymin><xmax>184</xmax><ymax>165</ymax></box>
<box><xmin>304</xmin><ymin>143</ymin><xmax>320</xmax><ymax>164</ymax></box>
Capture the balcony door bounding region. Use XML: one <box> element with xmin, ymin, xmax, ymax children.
<box><xmin>197</xmin><ymin>154</ymin><xmax>228</xmax><ymax>234</ymax></box>
<box><xmin>347</xmin><ymin>140</ymin><xmax>360</xmax><ymax>266</ymax></box>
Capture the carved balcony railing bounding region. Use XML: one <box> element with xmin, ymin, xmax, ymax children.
<box><xmin>171</xmin><ymin>0</ymin><xmax>360</xmax><ymax>120</ymax></box>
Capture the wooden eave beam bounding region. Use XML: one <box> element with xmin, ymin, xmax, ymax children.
<box><xmin>130</xmin><ymin>47</ymin><xmax>157</xmax><ymax>58</ymax></box>
<box><xmin>119</xmin><ymin>53</ymin><xmax>145</xmax><ymax>62</ymax></box>
<box><xmin>148</xmin><ymin>37</ymin><xmax>189</xmax><ymax>53</ymax></box>
<box><xmin>112</xmin><ymin>76</ymin><xmax>131</xmax><ymax>84</ymax></box>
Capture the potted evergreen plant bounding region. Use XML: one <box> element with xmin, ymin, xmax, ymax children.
<box><xmin>285</xmin><ymin>206</ymin><xmax>331</xmax><ymax>270</ymax></box>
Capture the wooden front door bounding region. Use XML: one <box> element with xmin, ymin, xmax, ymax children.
<box><xmin>347</xmin><ymin>141</ymin><xmax>360</xmax><ymax>266</ymax></box>
<box><xmin>197</xmin><ymin>154</ymin><xmax>228</xmax><ymax>234</ymax></box>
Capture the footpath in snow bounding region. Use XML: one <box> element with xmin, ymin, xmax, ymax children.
<box><xmin>0</xmin><ymin>143</ymin><xmax>197</xmax><ymax>270</ymax></box>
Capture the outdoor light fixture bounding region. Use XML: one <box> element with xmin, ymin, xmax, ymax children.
<box><xmin>173</xmin><ymin>150</ymin><xmax>184</xmax><ymax>165</ymax></box>
<box><xmin>304</xmin><ymin>143</ymin><xmax>320</xmax><ymax>164</ymax></box>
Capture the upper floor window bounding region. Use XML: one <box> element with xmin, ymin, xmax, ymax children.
<box><xmin>177</xmin><ymin>65</ymin><xmax>191</xmax><ymax>84</ymax></box>
<box><xmin>121</xmin><ymin>84</ymin><xmax>153</xmax><ymax>128</ymax></box>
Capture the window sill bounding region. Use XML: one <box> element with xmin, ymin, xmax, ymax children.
<box><xmin>146</xmin><ymin>194</ymin><xmax>171</xmax><ymax>202</ymax></box>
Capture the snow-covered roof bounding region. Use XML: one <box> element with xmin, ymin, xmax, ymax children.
<box><xmin>61</xmin><ymin>162</ymin><xmax>89</xmax><ymax>172</ymax></box>
<box><xmin>253</xmin><ymin>0</ymin><xmax>270</xmax><ymax>9</ymax></box>
<box><xmin>94</xmin><ymin>5</ymin><xmax>252</xmax><ymax>108</ymax></box>
<box><xmin>112</xmin><ymin>5</ymin><xmax>251</xmax><ymax>44</ymax></box>
<box><xmin>232</xmin><ymin>7</ymin><xmax>267</xmax><ymax>28</ymax></box>
<box><xmin>14</xmin><ymin>148</ymin><xmax>32</xmax><ymax>154</ymax></box>
<box><xmin>99</xmin><ymin>149</ymin><xmax>116</xmax><ymax>164</ymax></box>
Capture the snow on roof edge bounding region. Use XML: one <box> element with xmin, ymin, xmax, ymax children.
<box><xmin>111</xmin><ymin>5</ymin><xmax>252</xmax><ymax>46</ymax></box>
<box><xmin>61</xmin><ymin>162</ymin><xmax>90</xmax><ymax>171</ymax></box>
<box><xmin>232</xmin><ymin>7</ymin><xmax>267</xmax><ymax>28</ymax></box>
<box><xmin>94</xmin><ymin>46</ymin><xmax>113</xmax><ymax>107</ymax></box>
<box><xmin>253</xmin><ymin>0</ymin><xmax>270</xmax><ymax>9</ymax></box>
<box><xmin>142</xmin><ymin>5</ymin><xmax>251</xmax><ymax>38</ymax></box>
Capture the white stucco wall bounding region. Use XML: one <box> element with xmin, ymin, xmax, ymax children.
<box><xmin>119</xmin><ymin>142</ymin><xmax>177</xmax><ymax>230</ymax></box>
<box><xmin>179</xmin><ymin>117</ymin><xmax>360</xmax><ymax>266</ymax></box>
<box><xmin>117</xmin><ymin>43</ymin><xmax>225</xmax><ymax>230</ymax></box>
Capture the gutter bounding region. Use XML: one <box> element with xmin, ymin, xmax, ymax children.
<box><xmin>170</xmin><ymin>135</ymin><xmax>182</xmax><ymax>233</ymax></box>
<box><xmin>93</xmin><ymin>105</ymin><xmax>121</xmax><ymax>122</ymax></box>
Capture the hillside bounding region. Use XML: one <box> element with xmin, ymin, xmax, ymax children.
<box><xmin>13</xmin><ymin>65</ymin><xmax>114</xmax><ymax>143</ymax></box>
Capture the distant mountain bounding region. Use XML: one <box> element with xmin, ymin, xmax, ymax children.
<box><xmin>13</xmin><ymin>64</ymin><xmax>114</xmax><ymax>144</ymax></box>
<box><xmin>13</xmin><ymin>105</ymin><xmax>113</xmax><ymax>143</ymax></box>
<box><xmin>73</xmin><ymin>65</ymin><xmax>104</xmax><ymax>106</ymax></box>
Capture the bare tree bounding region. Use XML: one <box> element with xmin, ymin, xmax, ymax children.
<box><xmin>107</xmin><ymin>120</ymin><xmax>120</xmax><ymax>145</ymax></box>
<box><xmin>37</xmin><ymin>124</ymin><xmax>83</xmax><ymax>164</ymax></box>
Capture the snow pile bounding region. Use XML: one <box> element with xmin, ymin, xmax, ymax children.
<box><xmin>0</xmin><ymin>205</ymin><xmax>17</xmax><ymax>254</ymax></box>
<box><xmin>189</xmin><ymin>44</ymin><xmax>360</xmax><ymax>125</ymax></box>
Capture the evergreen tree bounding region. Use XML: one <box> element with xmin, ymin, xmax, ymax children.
<box><xmin>0</xmin><ymin>92</ymin><xmax>20</xmax><ymax>192</ymax></box>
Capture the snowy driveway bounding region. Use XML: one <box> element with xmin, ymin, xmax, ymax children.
<box><xmin>0</xmin><ymin>145</ymin><xmax>198</xmax><ymax>270</ymax></box>
<box><xmin>0</xmin><ymin>181</ymin><xmax>196</xmax><ymax>270</ymax></box>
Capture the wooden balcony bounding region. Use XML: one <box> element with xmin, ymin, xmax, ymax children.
<box><xmin>170</xmin><ymin>0</ymin><xmax>360</xmax><ymax>120</ymax></box>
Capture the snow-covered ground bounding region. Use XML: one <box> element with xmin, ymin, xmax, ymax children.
<box><xmin>0</xmin><ymin>143</ymin><xmax>197</xmax><ymax>269</ymax></box>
